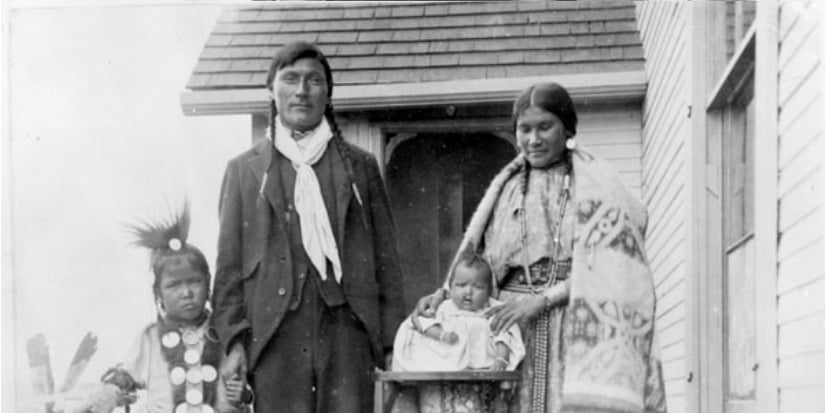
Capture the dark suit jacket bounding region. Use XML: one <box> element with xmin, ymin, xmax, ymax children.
<box><xmin>212</xmin><ymin>137</ymin><xmax>405</xmax><ymax>370</ymax></box>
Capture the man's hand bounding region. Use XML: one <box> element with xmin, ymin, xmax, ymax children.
<box><xmin>485</xmin><ymin>295</ymin><xmax>546</xmax><ymax>336</ymax></box>
<box><xmin>223</xmin><ymin>374</ymin><xmax>245</xmax><ymax>406</ymax></box>
<box><xmin>220</xmin><ymin>342</ymin><xmax>247</xmax><ymax>382</ymax></box>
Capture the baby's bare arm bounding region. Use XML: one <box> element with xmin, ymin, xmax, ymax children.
<box><xmin>422</xmin><ymin>325</ymin><xmax>458</xmax><ymax>344</ymax></box>
<box><xmin>492</xmin><ymin>343</ymin><xmax>509</xmax><ymax>371</ymax></box>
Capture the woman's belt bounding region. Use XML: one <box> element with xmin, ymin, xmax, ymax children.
<box><xmin>500</xmin><ymin>257</ymin><xmax>571</xmax><ymax>294</ymax></box>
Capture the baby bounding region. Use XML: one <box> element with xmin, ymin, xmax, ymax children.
<box><xmin>393</xmin><ymin>254</ymin><xmax>525</xmax><ymax>372</ymax></box>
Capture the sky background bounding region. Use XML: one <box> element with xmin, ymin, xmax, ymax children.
<box><xmin>5</xmin><ymin>3</ymin><xmax>251</xmax><ymax>410</ymax></box>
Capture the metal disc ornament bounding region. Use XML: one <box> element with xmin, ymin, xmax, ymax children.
<box><xmin>182</xmin><ymin>329</ymin><xmax>200</xmax><ymax>346</ymax></box>
<box><xmin>184</xmin><ymin>349</ymin><xmax>201</xmax><ymax>365</ymax></box>
<box><xmin>202</xmin><ymin>405</ymin><xmax>215</xmax><ymax>413</ymax></box>
<box><xmin>201</xmin><ymin>365</ymin><xmax>217</xmax><ymax>382</ymax></box>
<box><xmin>162</xmin><ymin>332</ymin><xmax>181</xmax><ymax>348</ymax></box>
<box><xmin>174</xmin><ymin>402</ymin><xmax>188</xmax><ymax>413</ymax></box>
<box><xmin>169</xmin><ymin>367</ymin><xmax>186</xmax><ymax>386</ymax></box>
<box><xmin>187</xmin><ymin>367</ymin><xmax>203</xmax><ymax>384</ymax></box>
<box><xmin>186</xmin><ymin>389</ymin><xmax>204</xmax><ymax>405</ymax></box>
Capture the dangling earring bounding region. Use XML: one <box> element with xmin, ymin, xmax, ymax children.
<box><xmin>156</xmin><ymin>298</ymin><xmax>167</xmax><ymax>318</ymax></box>
<box><xmin>565</xmin><ymin>137</ymin><xmax>577</xmax><ymax>150</ymax></box>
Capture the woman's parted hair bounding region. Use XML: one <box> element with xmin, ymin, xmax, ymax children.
<box><xmin>512</xmin><ymin>82</ymin><xmax>577</xmax><ymax>195</ymax></box>
<box><xmin>512</xmin><ymin>82</ymin><xmax>578</xmax><ymax>136</ymax></box>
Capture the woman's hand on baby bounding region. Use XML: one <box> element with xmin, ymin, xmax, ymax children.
<box><xmin>491</xmin><ymin>359</ymin><xmax>508</xmax><ymax>371</ymax></box>
<box><xmin>486</xmin><ymin>295</ymin><xmax>546</xmax><ymax>336</ymax></box>
<box><xmin>411</xmin><ymin>290</ymin><xmax>447</xmax><ymax>330</ymax></box>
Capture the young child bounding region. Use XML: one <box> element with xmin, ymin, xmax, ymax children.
<box><xmin>393</xmin><ymin>254</ymin><xmax>525</xmax><ymax>372</ymax></box>
<box><xmin>76</xmin><ymin>205</ymin><xmax>247</xmax><ymax>413</ymax></box>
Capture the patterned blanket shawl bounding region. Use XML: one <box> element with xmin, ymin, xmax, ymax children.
<box><xmin>446</xmin><ymin>147</ymin><xmax>667</xmax><ymax>413</ymax></box>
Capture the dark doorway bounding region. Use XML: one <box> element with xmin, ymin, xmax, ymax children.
<box><xmin>386</xmin><ymin>133</ymin><xmax>516</xmax><ymax>313</ymax></box>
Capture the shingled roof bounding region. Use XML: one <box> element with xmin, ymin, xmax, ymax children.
<box><xmin>186</xmin><ymin>1</ymin><xmax>644</xmax><ymax>91</ymax></box>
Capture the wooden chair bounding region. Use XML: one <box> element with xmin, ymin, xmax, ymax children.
<box><xmin>374</xmin><ymin>370</ymin><xmax>521</xmax><ymax>413</ymax></box>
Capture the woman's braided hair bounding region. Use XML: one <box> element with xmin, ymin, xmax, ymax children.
<box><xmin>520</xmin><ymin>160</ymin><xmax>531</xmax><ymax>197</ymax></box>
<box><xmin>265</xmin><ymin>41</ymin><xmax>357</xmax><ymax>189</ymax></box>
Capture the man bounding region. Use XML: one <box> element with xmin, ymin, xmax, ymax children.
<box><xmin>212</xmin><ymin>41</ymin><xmax>405</xmax><ymax>413</ymax></box>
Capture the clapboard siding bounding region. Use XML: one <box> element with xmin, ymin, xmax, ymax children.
<box><xmin>778</xmin><ymin>353</ymin><xmax>824</xmax><ymax>413</ymax></box>
<box><xmin>645</xmin><ymin>153</ymin><xmax>685</xmax><ymax>241</ymax></box>
<box><xmin>777</xmin><ymin>123</ymin><xmax>822</xmax><ymax>197</ymax></box>
<box><xmin>657</xmin><ymin>276</ymin><xmax>686</xmax><ymax>328</ymax></box>
<box><xmin>776</xmin><ymin>2</ymin><xmax>825</xmax><ymax>412</ymax></box>
<box><xmin>777</xmin><ymin>349</ymin><xmax>824</xmax><ymax>387</ymax></box>
<box><xmin>636</xmin><ymin>3</ymin><xmax>689</xmax><ymax>411</ymax></box>
<box><xmin>646</xmin><ymin>189</ymin><xmax>686</xmax><ymax>258</ymax></box>
<box><xmin>779</xmin><ymin>386</ymin><xmax>825</xmax><ymax>413</ymax></box>
<box><xmin>777</xmin><ymin>305</ymin><xmax>824</xmax><ymax>353</ymax></box>
<box><xmin>778</xmin><ymin>169</ymin><xmax>822</xmax><ymax>232</ymax></box>
<box><xmin>777</xmin><ymin>240</ymin><xmax>824</xmax><ymax>294</ymax></box>
<box><xmin>778</xmin><ymin>70</ymin><xmax>822</xmax><ymax>138</ymax></box>
<box><xmin>338</xmin><ymin>114</ymin><xmax>384</xmax><ymax>166</ymax></box>
<box><xmin>777</xmin><ymin>98</ymin><xmax>823</xmax><ymax>169</ymax></box>
<box><xmin>576</xmin><ymin>107</ymin><xmax>643</xmax><ymax>195</ymax></box>
<box><xmin>778</xmin><ymin>206</ymin><xmax>824</xmax><ymax>260</ymax></box>
<box><xmin>571</xmin><ymin>109</ymin><xmax>644</xmax><ymax>194</ymax></box>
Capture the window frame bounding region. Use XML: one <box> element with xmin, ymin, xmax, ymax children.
<box><xmin>696</xmin><ymin>3</ymin><xmax>780</xmax><ymax>413</ymax></box>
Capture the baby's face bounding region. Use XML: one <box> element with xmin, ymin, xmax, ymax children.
<box><xmin>450</xmin><ymin>265</ymin><xmax>491</xmax><ymax>311</ymax></box>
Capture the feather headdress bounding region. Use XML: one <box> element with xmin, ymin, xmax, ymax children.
<box><xmin>127</xmin><ymin>200</ymin><xmax>211</xmax><ymax>296</ymax></box>
<box><xmin>130</xmin><ymin>201</ymin><xmax>190</xmax><ymax>252</ymax></box>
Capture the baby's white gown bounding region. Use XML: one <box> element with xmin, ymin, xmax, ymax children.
<box><xmin>392</xmin><ymin>298</ymin><xmax>525</xmax><ymax>372</ymax></box>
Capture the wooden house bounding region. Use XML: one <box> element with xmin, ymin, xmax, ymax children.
<box><xmin>636</xmin><ymin>1</ymin><xmax>824</xmax><ymax>413</ymax></box>
<box><xmin>182</xmin><ymin>1</ymin><xmax>824</xmax><ymax>412</ymax></box>
<box><xmin>182</xmin><ymin>0</ymin><xmax>647</xmax><ymax>315</ymax></box>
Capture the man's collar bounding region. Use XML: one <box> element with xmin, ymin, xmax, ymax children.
<box><xmin>277</xmin><ymin>116</ymin><xmax>321</xmax><ymax>141</ymax></box>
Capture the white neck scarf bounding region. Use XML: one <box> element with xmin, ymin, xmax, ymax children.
<box><xmin>273</xmin><ymin>116</ymin><xmax>342</xmax><ymax>283</ymax></box>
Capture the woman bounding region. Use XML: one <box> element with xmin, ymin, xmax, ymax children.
<box><xmin>414</xmin><ymin>83</ymin><xmax>667</xmax><ymax>413</ymax></box>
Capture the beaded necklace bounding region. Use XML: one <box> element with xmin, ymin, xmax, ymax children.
<box><xmin>158</xmin><ymin>312</ymin><xmax>222</xmax><ymax>413</ymax></box>
<box><xmin>518</xmin><ymin>165</ymin><xmax>571</xmax><ymax>293</ymax></box>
